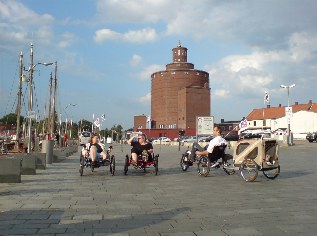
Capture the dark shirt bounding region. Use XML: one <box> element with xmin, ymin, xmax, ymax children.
<box><xmin>90</xmin><ymin>143</ymin><xmax>103</xmax><ymax>153</ymax></box>
<box><xmin>131</xmin><ymin>141</ymin><xmax>153</xmax><ymax>155</ymax></box>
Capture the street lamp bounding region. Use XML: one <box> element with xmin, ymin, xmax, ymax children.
<box><xmin>280</xmin><ymin>83</ymin><xmax>295</xmax><ymax>146</ymax></box>
<box><xmin>26</xmin><ymin>43</ymin><xmax>53</xmax><ymax>153</ymax></box>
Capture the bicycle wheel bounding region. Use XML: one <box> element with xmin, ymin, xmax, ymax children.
<box><xmin>197</xmin><ymin>156</ymin><xmax>210</xmax><ymax>177</ymax></box>
<box><xmin>240</xmin><ymin>158</ymin><xmax>258</xmax><ymax>182</ymax></box>
<box><xmin>110</xmin><ymin>155</ymin><xmax>115</xmax><ymax>176</ymax></box>
<box><xmin>263</xmin><ymin>165</ymin><xmax>280</xmax><ymax>180</ymax></box>
<box><xmin>124</xmin><ymin>155</ymin><xmax>129</xmax><ymax>175</ymax></box>
<box><xmin>79</xmin><ymin>156</ymin><xmax>84</xmax><ymax>176</ymax></box>
<box><xmin>180</xmin><ymin>154</ymin><xmax>189</xmax><ymax>171</ymax></box>
<box><xmin>223</xmin><ymin>158</ymin><xmax>235</xmax><ymax>175</ymax></box>
<box><xmin>154</xmin><ymin>155</ymin><xmax>159</xmax><ymax>176</ymax></box>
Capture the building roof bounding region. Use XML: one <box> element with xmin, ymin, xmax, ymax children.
<box><xmin>247</xmin><ymin>100</ymin><xmax>317</xmax><ymax>120</ymax></box>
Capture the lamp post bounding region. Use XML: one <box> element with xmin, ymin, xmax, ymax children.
<box><xmin>27</xmin><ymin>43</ymin><xmax>53</xmax><ymax>153</ymax></box>
<box><xmin>280</xmin><ymin>84</ymin><xmax>295</xmax><ymax>146</ymax></box>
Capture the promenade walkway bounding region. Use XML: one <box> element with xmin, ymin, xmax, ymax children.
<box><xmin>0</xmin><ymin>141</ymin><xmax>316</xmax><ymax>235</ymax></box>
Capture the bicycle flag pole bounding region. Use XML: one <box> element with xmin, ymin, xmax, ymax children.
<box><xmin>263</xmin><ymin>90</ymin><xmax>270</xmax><ymax>130</ymax></box>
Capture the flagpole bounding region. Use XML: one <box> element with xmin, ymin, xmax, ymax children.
<box><xmin>92</xmin><ymin>113</ymin><xmax>94</xmax><ymax>133</ymax></box>
<box><xmin>262</xmin><ymin>98</ymin><xmax>265</xmax><ymax>131</ymax></box>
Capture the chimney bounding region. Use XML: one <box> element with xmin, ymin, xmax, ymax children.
<box><xmin>279</xmin><ymin>104</ymin><xmax>281</xmax><ymax>107</ymax></box>
<box><xmin>295</xmin><ymin>102</ymin><xmax>298</xmax><ymax>105</ymax></box>
<box><xmin>221</xmin><ymin>119</ymin><xmax>224</xmax><ymax>123</ymax></box>
<box><xmin>308</xmin><ymin>100</ymin><xmax>312</xmax><ymax>104</ymax></box>
<box><xmin>267</xmin><ymin>105</ymin><xmax>270</xmax><ymax>108</ymax></box>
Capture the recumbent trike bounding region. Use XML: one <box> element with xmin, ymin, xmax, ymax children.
<box><xmin>124</xmin><ymin>150</ymin><xmax>159</xmax><ymax>175</ymax></box>
<box><xmin>180</xmin><ymin>142</ymin><xmax>235</xmax><ymax>177</ymax></box>
<box><xmin>79</xmin><ymin>144</ymin><xmax>115</xmax><ymax>176</ymax></box>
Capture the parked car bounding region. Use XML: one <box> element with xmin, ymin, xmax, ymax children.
<box><xmin>152</xmin><ymin>137</ymin><xmax>171</xmax><ymax>144</ymax></box>
<box><xmin>198</xmin><ymin>136</ymin><xmax>213</xmax><ymax>142</ymax></box>
<box><xmin>180</xmin><ymin>136</ymin><xmax>197</xmax><ymax>143</ymax></box>
<box><xmin>306</xmin><ymin>132</ymin><xmax>317</xmax><ymax>142</ymax></box>
<box><xmin>148</xmin><ymin>137</ymin><xmax>159</xmax><ymax>142</ymax></box>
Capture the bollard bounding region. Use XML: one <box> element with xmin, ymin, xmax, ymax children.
<box><xmin>41</xmin><ymin>140</ymin><xmax>54</xmax><ymax>164</ymax></box>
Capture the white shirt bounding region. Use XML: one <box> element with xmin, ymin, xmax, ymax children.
<box><xmin>206</xmin><ymin>136</ymin><xmax>227</xmax><ymax>154</ymax></box>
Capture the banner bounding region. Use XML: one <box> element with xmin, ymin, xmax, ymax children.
<box><xmin>101</xmin><ymin>114</ymin><xmax>106</xmax><ymax>121</ymax></box>
<box><xmin>239</xmin><ymin>118</ymin><xmax>248</xmax><ymax>131</ymax></box>
<box><xmin>94</xmin><ymin>118</ymin><xmax>100</xmax><ymax>128</ymax></box>
<box><xmin>264</xmin><ymin>91</ymin><xmax>270</xmax><ymax>103</ymax></box>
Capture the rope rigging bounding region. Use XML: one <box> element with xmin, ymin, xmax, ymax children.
<box><xmin>2</xmin><ymin>62</ymin><xmax>19</xmax><ymax>117</ymax></box>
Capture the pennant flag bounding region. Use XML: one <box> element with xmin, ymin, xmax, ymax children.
<box><xmin>94</xmin><ymin>118</ymin><xmax>100</xmax><ymax>128</ymax></box>
<box><xmin>239</xmin><ymin>118</ymin><xmax>248</xmax><ymax>131</ymax></box>
<box><xmin>264</xmin><ymin>91</ymin><xmax>270</xmax><ymax>103</ymax></box>
<box><xmin>101</xmin><ymin>114</ymin><xmax>106</xmax><ymax>121</ymax></box>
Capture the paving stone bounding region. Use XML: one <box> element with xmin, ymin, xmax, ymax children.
<box><xmin>0</xmin><ymin>142</ymin><xmax>316</xmax><ymax>235</ymax></box>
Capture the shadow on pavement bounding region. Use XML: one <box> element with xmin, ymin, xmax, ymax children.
<box><xmin>0</xmin><ymin>207</ymin><xmax>190</xmax><ymax>234</ymax></box>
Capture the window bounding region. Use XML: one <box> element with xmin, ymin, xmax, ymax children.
<box><xmin>253</xmin><ymin>121</ymin><xmax>256</xmax><ymax>126</ymax></box>
<box><xmin>263</xmin><ymin>120</ymin><xmax>266</xmax><ymax>126</ymax></box>
<box><xmin>138</xmin><ymin>125</ymin><xmax>142</xmax><ymax>129</ymax></box>
<box><xmin>229</xmin><ymin>126</ymin><xmax>232</xmax><ymax>130</ymax></box>
<box><xmin>159</xmin><ymin>124</ymin><xmax>164</xmax><ymax>129</ymax></box>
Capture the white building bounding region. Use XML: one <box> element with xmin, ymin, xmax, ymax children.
<box><xmin>246</xmin><ymin>100</ymin><xmax>317</xmax><ymax>139</ymax></box>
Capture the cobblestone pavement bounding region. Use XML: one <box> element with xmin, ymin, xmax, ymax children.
<box><xmin>0</xmin><ymin>141</ymin><xmax>316</xmax><ymax>235</ymax></box>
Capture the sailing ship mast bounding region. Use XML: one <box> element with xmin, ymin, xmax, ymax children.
<box><xmin>16</xmin><ymin>51</ymin><xmax>23</xmax><ymax>147</ymax></box>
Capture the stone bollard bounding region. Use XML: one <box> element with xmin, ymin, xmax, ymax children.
<box><xmin>41</xmin><ymin>140</ymin><xmax>54</xmax><ymax>164</ymax></box>
<box><xmin>0</xmin><ymin>158</ymin><xmax>22</xmax><ymax>183</ymax></box>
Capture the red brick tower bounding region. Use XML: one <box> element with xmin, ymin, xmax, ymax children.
<box><xmin>151</xmin><ymin>42</ymin><xmax>210</xmax><ymax>130</ymax></box>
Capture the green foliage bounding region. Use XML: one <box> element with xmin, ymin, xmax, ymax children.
<box><xmin>0</xmin><ymin>113</ymin><xmax>24</xmax><ymax>125</ymax></box>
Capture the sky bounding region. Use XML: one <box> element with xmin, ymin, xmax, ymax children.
<box><xmin>1</xmin><ymin>0</ymin><xmax>317</xmax><ymax>130</ymax></box>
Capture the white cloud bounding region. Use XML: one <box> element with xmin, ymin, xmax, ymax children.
<box><xmin>130</xmin><ymin>54</ymin><xmax>142</xmax><ymax>67</ymax></box>
<box><xmin>94</xmin><ymin>29</ymin><xmax>120</xmax><ymax>43</ymax></box>
<box><xmin>137</xmin><ymin>64</ymin><xmax>165</xmax><ymax>80</ymax></box>
<box><xmin>214</xmin><ymin>89</ymin><xmax>229</xmax><ymax>98</ymax></box>
<box><xmin>94</xmin><ymin>27</ymin><xmax>158</xmax><ymax>44</ymax></box>
<box><xmin>123</xmin><ymin>28</ymin><xmax>158</xmax><ymax>43</ymax></box>
<box><xmin>58</xmin><ymin>32</ymin><xmax>77</xmax><ymax>48</ymax></box>
<box><xmin>207</xmin><ymin>49</ymin><xmax>285</xmax><ymax>99</ymax></box>
<box><xmin>0</xmin><ymin>0</ymin><xmax>54</xmax><ymax>27</ymax></box>
<box><xmin>0</xmin><ymin>0</ymin><xmax>55</xmax><ymax>50</ymax></box>
<box><xmin>96</xmin><ymin>0</ymin><xmax>175</xmax><ymax>23</ymax></box>
<box><xmin>138</xmin><ymin>92</ymin><xmax>151</xmax><ymax>104</ymax></box>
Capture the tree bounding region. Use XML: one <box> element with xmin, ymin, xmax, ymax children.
<box><xmin>0</xmin><ymin>113</ymin><xmax>24</xmax><ymax>126</ymax></box>
<box><xmin>79</xmin><ymin>119</ymin><xmax>92</xmax><ymax>132</ymax></box>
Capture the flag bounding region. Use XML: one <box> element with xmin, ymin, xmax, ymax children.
<box><xmin>146</xmin><ymin>115</ymin><xmax>151</xmax><ymax>124</ymax></box>
<box><xmin>101</xmin><ymin>114</ymin><xmax>106</xmax><ymax>121</ymax></box>
<box><xmin>264</xmin><ymin>91</ymin><xmax>270</xmax><ymax>103</ymax></box>
<box><xmin>94</xmin><ymin>118</ymin><xmax>100</xmax><ymax>128</ymax></box>
<box><xmin>239</xmin><ymin>118</ymin><xmax>248</xmax><ymax>131</ymax></box>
